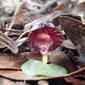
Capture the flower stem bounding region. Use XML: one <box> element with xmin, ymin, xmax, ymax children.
<box><xmin>42</xmin><ymin>52</ymin><xmax>48</xmax><ymax>64</ymax></box>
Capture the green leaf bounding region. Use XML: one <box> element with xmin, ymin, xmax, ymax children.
<box><xmin>21</xmin><ymin>59</ymin><xmax>67</xmax><ymax>77</ymax></box>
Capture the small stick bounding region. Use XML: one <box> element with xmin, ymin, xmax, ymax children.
<box><xmin>7</xmin><ymin>2</ymin><xmax>24</xmax><ymax>30</ymax></box>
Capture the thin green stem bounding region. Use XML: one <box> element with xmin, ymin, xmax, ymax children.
<box><xmin>42</xmin><ymin>52</ymin><xmax>48</xmax><ymax>64</ymax></box>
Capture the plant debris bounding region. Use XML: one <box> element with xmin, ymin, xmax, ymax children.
<box><xmin>0</xmin><ymin>0</ymin><xmax>85</xmax><ymax>85</ymax></box>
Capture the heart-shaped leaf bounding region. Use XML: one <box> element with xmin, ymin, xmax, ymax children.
<box><xmin>21</xmin><ymin>59</ymin><xmax>67</xmax><ymax>77</ymax></box>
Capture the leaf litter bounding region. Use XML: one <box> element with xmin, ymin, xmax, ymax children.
<box><xmin>0</xmin><ymin>0</ymin><xmax>85</xmax><ymax>85</ymax></box>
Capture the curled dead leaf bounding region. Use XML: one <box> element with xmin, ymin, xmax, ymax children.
<box><xmin>58</xmin><ymin>15</ymin><xmax>85</xmax><ymax>63</ymax></box>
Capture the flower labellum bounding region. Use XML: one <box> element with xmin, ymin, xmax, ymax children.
<box><xmin>28</xmin><ymin>23</ymin><xmax>64</xmax><ymax>64</ymax></box>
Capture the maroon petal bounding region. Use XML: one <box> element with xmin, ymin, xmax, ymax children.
<box><xmin>28</xmin><ymin>24</ymin><xmax>64</xmax><ymax>53</ymax></box>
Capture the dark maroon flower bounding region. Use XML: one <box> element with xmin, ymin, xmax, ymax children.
<box><xmin>28</xmin><ymin>24</ymin><xmax>64</xmax><ymax>53</ymax></box>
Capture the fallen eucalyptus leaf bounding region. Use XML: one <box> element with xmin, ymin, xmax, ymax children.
<box><xmin>0</xmin><ymin>67</ymin><xmax>85</xmax><ymax>80</ymax></box>
<box><xmin>0</xmin><ymin>53</ymin><xmax>27</xmax><ymax>69</ymax></box>
<box><xmin>0</xmin><ymin>32</ymin><xmax>18</xmax><ymax>54</ymax></box>
<box><xmin>58</xmin><ymin>16</ymin><xmax>85</xmax><ymax>63</ymax></box>
<box><xmin>21</xmin><ymin>59</ymin><xmax>67</xmax><ymax>77</ymax></box>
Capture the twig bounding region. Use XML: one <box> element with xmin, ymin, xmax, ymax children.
<box><xmin>7</xmin><ymin>2</ymin><xmax>24</xmax><ymax>30</ymax></box>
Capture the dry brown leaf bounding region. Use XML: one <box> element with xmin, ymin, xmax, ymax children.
<box><xmin>0</xmin><ymin>32</ymin><xmax>18</xmax><ymax>54</ymax></box>
<box><xmin>0</xmin><ymin>51</ymin><xmax>85</xmax><ymax>80</ymax></box>
<box><xmin>0</xmin><ymin>53</ymin><xmax>27</xmax><ymax>69</ymax></box>
<box><xmin>0</xmin><ymin>52</ymin><xmax>43</xmax><ymax>69</ymax></box>
<box><xmin>19</xmin><ymin>52</ymin><xmax>42</xmax><ymax>61</ymax></box>
<box><xmin>0</xmin><ymin>66</ymin><xmax>85</xmax><ymax>81</ymax></box>
<box><xmin>65</xmin><ymin>77</ymin><xmax>85</xmax><ymax>85</ymax></box>
<box><xmin>61</xmin><ymin>40</ymin><xmax>76</xmax><ymax>49</ymax></box>
<box><xmin>58</xmin><ymin>15</ymin><xmax>85</xmax><ymax>63</ymax></box>
<box><xmin>49</xmin><ymin>50</ymin><xmax>75</xmax><ymax>72</ymax></box>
